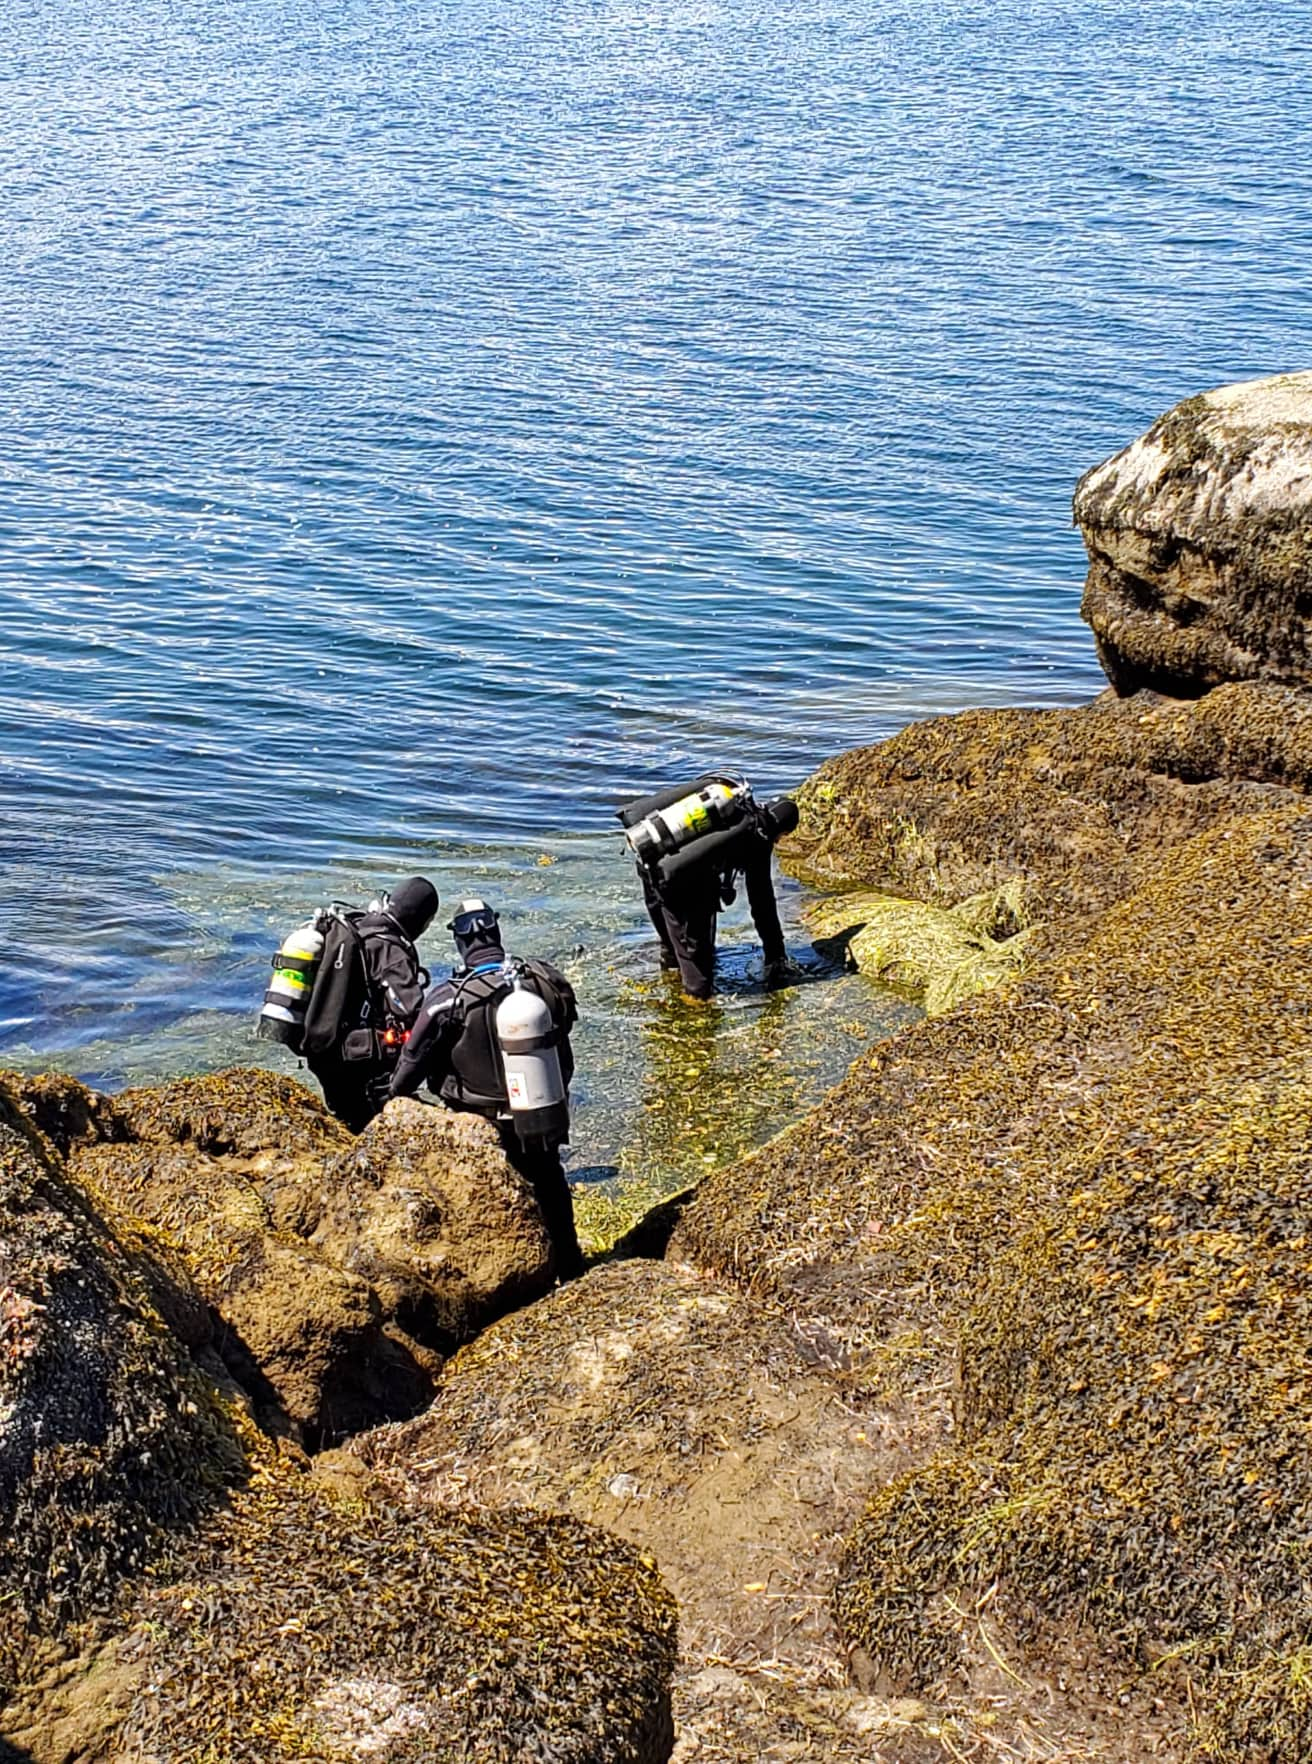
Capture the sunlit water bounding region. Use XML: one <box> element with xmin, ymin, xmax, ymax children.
<box><xmin>2</xmin><ymin>0</ymin><xmax>1309</xmax><ymax>1197</ymax></box>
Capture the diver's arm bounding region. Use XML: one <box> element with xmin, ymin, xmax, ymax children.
<box><xmin>743</xmin><ymin>844</ymin><xmax>786</xmax><ymax>966</ymax></box>
<box><xmin>388</xmin><ymin>989</ymin><xmax>456</xmax><ymax>1098</ymax></box>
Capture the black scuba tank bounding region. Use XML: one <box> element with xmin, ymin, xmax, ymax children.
<box><xmin>618</xmin><ymin>775</ymin><xmax>754</xmax><ymax>877</ymax></box>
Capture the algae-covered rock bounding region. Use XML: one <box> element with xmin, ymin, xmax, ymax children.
<box><xmin>678</xmin><ymin>800</ymin><xmax>1312</xmax><ymax>1760</ymax></box>
<box><xmin>113</xmin><ymin>1064</ymin><xmax>353</xmax><ymax>1161</ymax></box>
<box><xmin>0</xmin><ymin>1078</ymin><xmax>248</xmax><ymax>1697</ymax></box>
<box><xmin>354</xmin><ymin>1258</ymin><xmax>939</xmax><ymax>1763</ymax></box>
<box><xmin>313</xmin><ymin>1099</ymin><xmax>555</xmax><ymax>1348</ymax></box>
<box><xmin>785</xmin><ymin>682</ymin><xmax>1310</xmax><ymax>919</ymax></box>
<box><xmin>0</xmin><ymin>1072</ymin><xmax>676</xmax><ymax>1763</ymax></box>
<box><xmin>806</xmin><ymin>884</ymin><xmax>1031</xmax><ymax>1014</ymax></box>
<box><xmin>65</xmin><ymin>1071</ymin><xmax>425</xmax><ymax>1444</ymax></box>
<box><xmin>55</xmin><ymin>1073</ymin><xmax>555</xmax><ymax>1445</ymax></box>
<box><xmin>1075</xmin><ymin>371</ymin><xmax>1312</xmax><ymax>695</ymax></box>
<box><xmin>111</xmin><ymin>1479</ymin><xmax>677</xmax><ymax>1764</ymax></box>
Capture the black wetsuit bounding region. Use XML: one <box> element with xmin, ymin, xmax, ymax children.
<box><xmin>302</xmin><ymin>911</ymin><xmax>428</xmax><ymax>1133</ymax></box>
<box><xmin>642</xmin><ymin>816</ymin><xmax>787</xmax><ymax>1000</ymax></box>
<box><xmin>389</xmin><ymin>940</ymin><xmax>584</xmax><ymax>1279</ymax></box>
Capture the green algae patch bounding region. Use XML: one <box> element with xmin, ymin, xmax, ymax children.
<box><xmin>805</xmin><ymin>882</ymin><xmax>1032</xmax><ymax>1015</ymax></box>
<box><xmin>119</xmin><ymin>1477</ymin><xmax>677</xmax><ymax>1764</ymax></box>
<box><xmin>675</xmin><ymin>800</ymin><xmax>1312</xmax><ymax>1760</ymax></box>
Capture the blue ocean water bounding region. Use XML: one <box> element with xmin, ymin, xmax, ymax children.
<box><xmin>1</xmin><ymin>0</ymin><xmax>1309</xmax><ymax>1154</ymax></box>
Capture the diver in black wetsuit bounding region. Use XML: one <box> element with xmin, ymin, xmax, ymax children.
<box><xmin>388</xmin><ymin>900</ymin><xmax>584</xmax><ymax>1279</ymax></box>
<box><xmin>639</xmin><ymin>794</ymin><xmax>800</xmax><ymax>1001</ymax></box>
<box><xmin>301</xmin><ymin>876</ymin><xmax>439</xmax><ymax>1132</ymax></box>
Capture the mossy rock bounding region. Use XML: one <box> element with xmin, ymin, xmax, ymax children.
<box><xmin>783</xmin><ymin>682</ymin><xmax>1312</xmax><ymax>920</ymax></box>
<box><xmin>112</xmin><ymin>1480</ymin><xmax>677</xmax><ymax>1763</ymax></box>
<box><xmin>0</xmin><ymin>1079</ymin><xmax>250</xmax><ymax>1700</ymax></box>
<box><xmin>53</xmin><ymin>1076</ymin><xmax>557</xmax><ymax>1446</ymax></box>
<box><xmin>113</xmin><ymin>1063</ymin><xmax>352</xmax><ymax>1159</ymax></box>
<box><xmin>1074</xmin><ymin>372</ymin><xmax>1312</xmax><ymax>696</ymax></box>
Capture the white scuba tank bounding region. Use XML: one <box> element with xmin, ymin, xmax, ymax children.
<box><xmin>257</xmin><ymin>919</ymin><xmax>325</xmax><ymax>1048</ymax></box>
<box><xmin>495</xmin><ymin>973</ymin><xmax>569</xmax><ymax>1147</ymax></box>
<box><xmin>625</xmin><ymin>780</ymin><xmax>746</xmax><ymax>867</ymax></box>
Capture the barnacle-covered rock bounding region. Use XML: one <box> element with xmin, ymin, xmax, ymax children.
<box><xmin>785</xmin><ymin>681</ymin><xmax>1311</xmax><ymax>919</ymax></box>
<box><xmin>312</xmin><ymin>1098</ymin><xmax>555</xmax><ymax>1347</ymax></box>
<box><xmin>680</xmin><ymin>797</ymin><xmax>1312</xmax><ymax>1760</ymax></box>
<box><xmin>0</xmin><ymin>1076</ymin><xmax>248</xmax><ymax>1700</ymax></box>
<box><xmin>110</xmin><ymin>1480</ymin><xmax>677</xmax><ymax>1764</ymax></box>
<box><xmin>1075</xmin><ymin>371</ymin><xmax>1312</xmax><ymax>695</ymax></box>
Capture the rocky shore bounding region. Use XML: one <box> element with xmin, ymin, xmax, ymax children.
<box><xmin>4</xmin><ymin>370</ymin><xmax>1312</xmax><ymax>1762</ymax></box>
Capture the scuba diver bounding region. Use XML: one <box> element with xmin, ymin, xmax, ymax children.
<box><xmin>618</xmin><ymin>776</ymin><xmax>800</xmax><ymax>1001</ymax></box>
<box><xmin>257</xmin><ymin>875</ymin><xmax>440</xmax><ymax>1133</ymax></box>
<box><xmin>388</xmin><ymin>899</ymin><xmax>585</xmax><ymax>1280</ymax></box>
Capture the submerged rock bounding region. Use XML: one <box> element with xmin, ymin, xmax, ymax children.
<box><xmin>1075</xmin><ymin>371</ymin><xmax>1312</xmax><ymax>695</ymax></box>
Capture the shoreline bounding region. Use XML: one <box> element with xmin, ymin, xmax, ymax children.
<box><xmin>6</xmin><ymin>372</ymin><xmax>1312</xmax><ymax>1762</ymax></box>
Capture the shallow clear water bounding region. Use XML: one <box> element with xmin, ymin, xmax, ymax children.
<box><xmin>2</xmin><ymin>0</ymin><xmax>1309</xmax><ymax>1182</ymax></box>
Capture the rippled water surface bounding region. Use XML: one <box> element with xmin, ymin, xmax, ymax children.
<box><xmin>2</xmin><ymin>0</ymin><xmax>1309</xmax><ymax>1176</ymax></box>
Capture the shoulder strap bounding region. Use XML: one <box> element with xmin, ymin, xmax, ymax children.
<box><xmin>447</xmin><ymin>966</ymin><xmax>511</xmax><ymax>1026</ymax></box>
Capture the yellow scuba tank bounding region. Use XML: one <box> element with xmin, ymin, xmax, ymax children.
<box><xmin>625</xmin><ymin>780</ymin><xmax>749</xmax><ymax>868</ymax></box>
<box><xmin>257</xmin><ymin>918</ymin><xmax>326</xmax><ymax>1049</ymax></box>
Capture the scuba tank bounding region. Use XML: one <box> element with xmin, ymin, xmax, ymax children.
<box><xmin>257</xmin><ymin>917</ymin><xmax>326</xmax><ymax>1049</ymax></box>
<box><xmin>622</xmin><ymin>776</ymin><xmax>752</xmax><ymax>869</ymax></box>
<box><xmin>494</xmin><ymin>967</ymin><xmax>569</xmax><ymax>1148</ymax></box>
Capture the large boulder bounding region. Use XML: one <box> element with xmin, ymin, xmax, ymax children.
<box><xmin>0</xmin><ymin>1080</ymin><xmax>677</xmax><ymax>1764</ymax></box>
<box><xmin>313</xmin><ymin>1099</ymin><xmax>555</xmax><ymax>1347</ymax></box>
<box><xmin>351</xmin><ymin>1258</ymin><xmax>946</xmax><ymax>1763</ymax></box>
<box><xmin>27</xmin><ymin>1070</ymin><xmax>554</xmax><ymax>1446</ymax></box>
<box><xmin>58</xmin><ymin>1069</ymin><xmax>424</xmax><ymax>1444</ymax></box>
<box><xmin>1075</xmin><ymin>371</ymin><xmax>1312</xmax><ymax>695</ymax></box>
<box><xmin>19</xmin><ymin>1482</ymin><xmax>674</xmax><ymax>1764</ymax></box>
